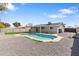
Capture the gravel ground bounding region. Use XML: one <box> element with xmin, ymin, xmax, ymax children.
<box><xmin>0</xmin><ymin>32</ymin><xmax>76</xmax><ymax>56</ymax></box>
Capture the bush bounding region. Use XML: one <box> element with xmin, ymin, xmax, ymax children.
<box><xmin>0</xmin><ymin>23</ymin><xmax>5</xmax><ymax>28</ymax></box>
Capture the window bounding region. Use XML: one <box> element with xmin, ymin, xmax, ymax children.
<box><xmin>50</xmin><ymin>27</ymin><xmax>53</xmax><ymax>29</ymax></box>
<box><xmin>41</xmin><ymin>27</ymin><xmax>44</xmax><ymax>29</ymax></box>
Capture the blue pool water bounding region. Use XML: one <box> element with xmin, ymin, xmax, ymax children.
<box><xmin>22</xmin><ymin>33</ymin><xmax>57</xmax><ymax>40</ymax></box>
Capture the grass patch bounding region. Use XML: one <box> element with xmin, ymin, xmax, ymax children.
<box><xmin>32</xmin><ymin>39</ymin><xmax>42</xmax><ymax>43</ymax></box>
<box><xmin>5</xmin><ymin>32</ymin><xmax>26</xmax><ymax>35</ymax></box>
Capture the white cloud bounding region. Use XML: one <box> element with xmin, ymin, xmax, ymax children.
<box><xmin>71</xmin><ymin>7</ymin><xmax>79</xmax><ymax>12</ymax></box>
<box><xmin>48</xmin><ymin>14</ymin><xmax>67</xmax><ymax>18</ymax></box>
<box><xmin>21</xmin><ymin>3</ymin><xmax>27</xmax><ymax>5</ymax></box>
<box><xmin>59</xmin><ymin>9</ymin><xmax>74</xmax><ymax>14</ymax></box>
<box><xmin>58</xmin><ymin>7</ymin><xmax>79</xmax><ymax>14</ymax></box>
<box><xmin>6</xmin><ymin>3</ymin><xmax>18</xmax><ymax>11</ymax></box>
<box><xmin>48</xmin><ymin>6</ymin><xmax>79</xmax><ymax>19</ymax></box>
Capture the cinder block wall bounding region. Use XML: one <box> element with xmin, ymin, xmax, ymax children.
<box><xmin>0</xmin><ymin>27</ymin><xmax>31</xmax><ymax>33</ymax></box>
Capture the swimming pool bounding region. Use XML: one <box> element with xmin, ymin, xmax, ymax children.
<box><xmin>22</xmin><ymin>33</ymin><xmax>62</xmax><ymax>42</ymax></box>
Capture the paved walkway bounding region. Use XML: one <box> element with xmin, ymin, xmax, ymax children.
<box><xmin>0</xmin><ymin>32</ymin><xmax>76</xmax><ymax>56</ymax></box>
<box><xmin>0</xmin><ymin>33</ymin><xmax>21</xmax><ymax>39</ymax></box>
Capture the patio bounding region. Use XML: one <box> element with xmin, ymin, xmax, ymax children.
<box><xmin>0</xmin><ymin>32</ymin><xmax>76</xmax><ymax>56</ymax></box>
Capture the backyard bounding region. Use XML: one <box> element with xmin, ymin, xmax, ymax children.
<box><xmin>1</xmin><ymin>3</ymin><xmax>79</xmax><ymax>57</ymax></box>
<box><xmin>0</xmin><ymin>32</ymin><xmax>77</xmax><ymax>56</ymax></box>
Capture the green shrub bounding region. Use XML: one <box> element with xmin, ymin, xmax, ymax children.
<box><xmin>0</xmin><ymin>23</ymin><xmax>5</xmax><ymax>28</ymax></box>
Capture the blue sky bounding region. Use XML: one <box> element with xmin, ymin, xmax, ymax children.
<box><xmin>1</xmin><ymin>3</ymin><xmax>79</xmax><ymax>27</ymax></box>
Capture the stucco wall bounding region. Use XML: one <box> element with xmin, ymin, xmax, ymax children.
<box><xmin>31</xmin><ymin>25</ymin><xmax>64</xmax><ymax>34</ymax></box>
<box><xmin>0</xmin><ymin>27</ymin><xmax>31</xmax><ymax>33</ymax></box>
<box><xmin>76</xmin><ymin>28</ymin><xmax>79</xmax><ymax>33</ymax></box>
<box><xmin>41</xmin><ymin>26</ymin><xmax>49</xmax><ymax>33</ymax></box>
<box><xmin>57</xmin><ymin>25</ymin><xmax>64</xmax><ymax>33</ymax></box>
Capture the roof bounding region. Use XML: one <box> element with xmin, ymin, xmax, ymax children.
<box><xmin>34</xmin><ymin>22</ymin><xmax>65</xmax><ymax>27</ymax></box>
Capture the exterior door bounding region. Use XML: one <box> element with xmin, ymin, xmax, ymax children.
<box><xmin>59</xmin><ymin>29</ymin><xmax>62</xmax><ymax>33</ymax></box>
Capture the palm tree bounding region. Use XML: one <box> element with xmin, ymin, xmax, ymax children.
<box><xmin>0</xmin><ymin>3</ymin><xmax>8</xmax><ymax>21</ymax></box>
<box><xmin>13</xmin><ymin>22</ymin><xmax>21</xmax><ymax>27</ymax></box>
<box><xmin>0</xmin><ymin>3</ymin><xmax>7</xmax><ymax>20</ymax></box>
<box><xmin>0</xmin><ymin>3</ymin><xmax>8</xmax><ymax>32</ymax></box>
<box><xmin>0</xmin><ymin>4</ymin><xmax>7</xmax><ymax>11</ymax></box>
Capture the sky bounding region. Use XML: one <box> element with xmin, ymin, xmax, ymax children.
<box><xmin>1</xmin><ymin>3</ymin><xmax>79</xmax><ymax>27</ymax></box>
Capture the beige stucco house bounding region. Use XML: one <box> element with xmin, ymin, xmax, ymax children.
<box><xmin>30</xmin><ymin>22</ymin><xmax>65</xmax><ymax>34</ymax></box>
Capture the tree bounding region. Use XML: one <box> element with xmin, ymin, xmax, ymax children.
<box><xmin>0</xmin><ymin>3</ymin><xmax>7</xmax><ymax>11</ymax></box>
<box><xmin>0</xmin><ymin>22</ymin><xmax>10</xmax><ymax>28</ymax></box>
<box><xmin>4</xmin><ymin>23</ymin><xmax>10</xmax><ymax>28</ymax></box>
<box><xmin>0</xmin><ymin>3</ymin><xmax>8</xmax><ymax>22</ymax></box>
<box><xmin>13</xmin><ymin>22</ymin><xmax>21</xmax><ymax>27</ymax></box>
<box><xmin>48</xmin><ymin>22</ymin><xmax>52</xmax><ymax>25</ymax></box>
<box><xmin>0</xmin><ymin>4</ymin><xmax>7</xmax><ymax>27</ymax></box>
<box><xmin>0</xmin><ymin>3</ymin><xmax>8</xmax><ymax>32</ymax></box>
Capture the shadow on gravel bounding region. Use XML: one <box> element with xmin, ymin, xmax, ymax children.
<box><xmin>71</xmin><ymin>36</ymin><xmax>79</xmax><ymax>56</ymax></box>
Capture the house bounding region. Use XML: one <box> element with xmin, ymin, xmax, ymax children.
<box><xmin>30</xmin><ymin>22</ymin><xmax>65</xmax><ymax>34</ymax></box>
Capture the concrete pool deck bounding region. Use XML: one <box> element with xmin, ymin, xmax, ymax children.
<box><xmin>0</xmin><ymin>32</ymin><xmax>76</xmax><ymax>56</ymax></box>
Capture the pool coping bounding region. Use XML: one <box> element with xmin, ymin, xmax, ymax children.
<box><xmin>20</xmin><ymin>33</ymin><xmax>63</xmax><ymax>42</ymax></box>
